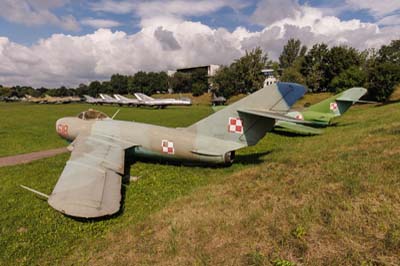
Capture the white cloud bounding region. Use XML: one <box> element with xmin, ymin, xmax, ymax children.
<box><xmin>89</xmin><ymin>0</ymin><xmax>135</xmax><ymax>14</ymax></box>
<box><xmin>378</xmin><ymin>14</ymin><xmax>400</xmax><ymax>26</ymax></box>
<box><xmin>90</xmin><ymin>0</ymin><xmax>249</xmax><ymax>27</ymax></box>
<box><xmin>0</xmin><ymin>0</ymin><xmax>80</xmax><ymax>31</ymax></box>
<box><xmin>81</xmin><ymin>18</ymin><xmax>122</xmax><ymax>28</ymax></box>
<box><xmin>251</xmin><ymin>0</ymin><xmax>301</xmax><ymax>26</ymax></box>
<box><xmin>345</xmin><ymin>0</ymin><xmax>400</xmax><ymax>18</ymax></box>
<box><xmin>0</xmin><ymin>0</ymin><xmax>399</xmax><ymax>88</ymax></box>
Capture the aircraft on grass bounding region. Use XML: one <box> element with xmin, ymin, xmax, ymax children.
<box><xmin>22</xmin><ymin>82</ymin><xmax>310</xmax><ymax>218</ymax></box>
<box><xmin>113</xmin><ymin>94</ymin><xmax>140</xmax><ymax>106</ymax></box>
<box><xmin>274</xmin><ymin>87</ymin><xmax>368</xmax><ymax>135</ymax></box>
<box><xmin>134</xmin><ymin>92</ymin><xmax>192</xmax><ymax>108</ymax></box>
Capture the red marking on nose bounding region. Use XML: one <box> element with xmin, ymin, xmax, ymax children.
<box><xmin>57</xmin><ymin>124</ymin><xmax>69</xmax><ymax>138</ymax></box>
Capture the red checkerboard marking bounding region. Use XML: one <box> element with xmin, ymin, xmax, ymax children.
<box><xmin>228</xmin><ymin>117</ymin><xmax>243</xmax><ymax>134</ymax></box>
<box><xmin>330</xmin><ymin>102</ymin><xmax>338</xmax><ymax>112</ymax></box>
<box><xmin>161</xmin><ymin>140</ymin><xmax>175</xmax><ymax>154</ymax></box>
<box><xmin>295</xmin><ymin>113</ymin><xmax>304</xmax><ymax>120</ymax></box>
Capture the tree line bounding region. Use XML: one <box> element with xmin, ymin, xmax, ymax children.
<box><xmin>0</xmin><ymin>39</ymin><xmax>399</xmax><ymax>102</ymax></box>
<box><xmin>212</xmin><ymin>39</ymin><xmax>400</xmax><ymax>101</ymax></box>
<box><xmin>277</xmin><ymin>39</ymin><xmax>400</xmax><ymax>101</ymax></box>
<box><xmin>0</xmin><ymin>68</ymin><xmax>209</xmax><ymax>99</ymax></box>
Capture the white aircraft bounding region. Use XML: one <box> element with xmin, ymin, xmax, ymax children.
<box><xmin>113</xmin><ymin>94</ymin><xmax>141</xmax><ymax>106</ymax></box>
<box><xmin>134</xmin><ymin>93</ymin><xmax>192</xmax><ymax>108</ymax></box>
<box><xmin>99</xmin><ymin>94</ymin><xmax>120</xmax><ymax>105</ymax></box>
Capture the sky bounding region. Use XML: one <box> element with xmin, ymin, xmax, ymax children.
<box><xmin>0</xmin><ymin>0</ymin><xmax>399</xmax><ymax>88</ymax></box>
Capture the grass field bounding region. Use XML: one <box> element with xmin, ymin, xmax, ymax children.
<box><xmin>0</xmin><ymin>97</ymin><xmax>399</xmax><ymax>265</ymax></box>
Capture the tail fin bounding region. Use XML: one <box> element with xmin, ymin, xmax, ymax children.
<box><xmin>307</xmin><ymin>87</ymin><xmax>367</xmax><ymax>116</ymax></box>
<box><xmin>114</xmin><ymin>94</ymin><xmax>123</xmax><ymax>101</ymax></box>
<box><xmin>99</xmin><ymin>94</ymin><xmax>115</xmax><ymax>101</ymax></box>
<box><xmin>84</xmin><ymin>95</ymin><xmax>94</xmax><ymax>100</ymax></box>
<box><xmin>134</xmin><ymin>93</ymin><xmax>154</xmax><ymax>101</ymax></box>
<box><xmin>187</xmin><ymin>82</ymin><xmax>306</xmax><ymax>146</ymax></box>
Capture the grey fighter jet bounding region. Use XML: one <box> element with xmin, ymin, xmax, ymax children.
<box><xmin>23</xmin><ymin>83</ymin><xmax>308</xmax><ymax>218</ymax></box>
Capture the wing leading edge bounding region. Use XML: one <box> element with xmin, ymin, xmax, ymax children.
<box><xmin>48</xmin><ymin>134</ymin><xmax>137</xmax><ymax>218</ymax></box>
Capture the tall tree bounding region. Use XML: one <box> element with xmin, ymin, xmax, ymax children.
<box><xmin>170</xmin><ymin>72</ymin><xmax>192</xmax><ymax>93</ymax></box>
<box><xmin>88</xmin><ymin>81</ymin><xmax>102</xmax><ymax>96</ymax></box>
<box><xmin>325</xmin><ymin>46</ymin><xmax>362</xmax><ymax>91</ymax></box>
<box><xmin>110</xmin><ymin>73</ymin><xmax>128</xmax><ymax>94</ymax></box>
<box><xmin>367</xmin><ymin>40</ymin><xmax>400</xmax><ymax>101</ymax></box>
<box><xmin>301</xmin><ymin>43</ymin><xmax>329</xmax><ymax>91</ymax></box>
<box><xmin>212</xmin><ymin>47</ymin><xmax>268</xmax><ymax>98</ymax></box>
<box><xmin>279</xmin><ymin>39</ymin><xmax>307</xmax><ymax>69</ymax></box>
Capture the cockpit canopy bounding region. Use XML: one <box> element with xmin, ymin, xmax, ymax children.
<box><xmin>77</xmin><ymin>109</ymin><xmax>109</xmax><ymax>120</ymax></box>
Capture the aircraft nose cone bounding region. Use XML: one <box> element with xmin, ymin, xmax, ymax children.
<box><xmin>56</xmin><ymin>118</ymin><xmax>70</xmax><ymax>140</ymax></box>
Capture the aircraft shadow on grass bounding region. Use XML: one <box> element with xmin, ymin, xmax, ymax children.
<box><xmin>68</xmin><ymin>151</ymin><xmax>274</xmax><ymax>222</ymax></box>
<box><xmin>235</xmin><ymin>151</ymin><xmax>273</xmax><ymax>165</ymax></box>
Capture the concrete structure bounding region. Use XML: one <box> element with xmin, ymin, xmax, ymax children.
<box><xmin>176</xmin><ymin>65</ymin><xmax>221</xmax><ymax>77</ymax></box>
<box><xmin>262</xmin><ymin>69</ymin><xmax>278</xmax><ymax>87</ymax></box>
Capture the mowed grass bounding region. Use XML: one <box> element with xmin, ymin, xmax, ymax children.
<box><xmin>0</xmin><ymin>98</ymin><xmax>399</xmax><ymax>265</ymax></box>
<box><xmin>0</xmin><ymin>102</ymin><xmax>212</xmax><ymax>157</ymax></box>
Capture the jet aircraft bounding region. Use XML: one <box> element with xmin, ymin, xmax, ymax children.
<box><xmin>22</xmin><ymin>83</ymin><xmax>309</xmax><ymax>218</ymax></box>
<box><xmin>99</xmin><ymin>93</ymin><xmax>120</xmax><ymax>105</ymax></box>
<box><xmin>274</xmin><ymin>87</ymin><xmax>368</xmax><ymax>135</ymax></box>
<box><xmin>83</xmin><ymin>95</ymin><xmax>104</xmax><ymax>105</ymax></box>
<box><xmin>134</xmin><ymin>92</ymin><xmax>192</xmax><ymax>108</ymax></box>
<box><xmin>113</xmin><ymin>94</ymin><xmax>140</xmax><ymax>106</ymax></box>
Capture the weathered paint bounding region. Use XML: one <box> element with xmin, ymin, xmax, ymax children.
<box><xmin>275</xmin><ymin>87</ymin><xmax>367</xmax><ymax>134</ymax></box>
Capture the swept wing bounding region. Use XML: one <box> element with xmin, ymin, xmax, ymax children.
<box><xmin>48</xmin><ymin>134</ymin><xmax>138</xmax><ymax>218</ymax></box>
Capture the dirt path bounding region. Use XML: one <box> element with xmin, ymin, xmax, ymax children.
<box><xmin>0</xmin><ymin>147</ymin><xmax>68</xmax><ymax>167</ymax></box>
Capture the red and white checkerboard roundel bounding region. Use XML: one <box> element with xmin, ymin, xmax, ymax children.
<box><xmin>161</xmin><ymin>140</ymin><xmax>175</xmax><ymax>154</ymax></box>
<box><xmin>228</xmin><ymin>117</ymin><xmax>243</xmax><ymax>134</ymax></box>
<box><xmin>330</xmin><ymin>102</ymin><xmax>338</xmax><ymax>111</ymax></box>
<box><xmin>295</xmin><ymin>113</ymin><xmax>304</xmax><ymax>120</ymax></box>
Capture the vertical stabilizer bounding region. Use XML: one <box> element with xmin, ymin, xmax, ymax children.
<box><xmin>187</xmin><ymin>83</ymin><xmax>306</xmax><ymax>146</ymax></box>
<box><xmin>307</xmin><ymin>87</ymin><xmax>367</xmax><ymax>116</ymax></box>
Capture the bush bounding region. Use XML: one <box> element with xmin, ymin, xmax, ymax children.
<box><xmin>330</xmin><ymin>66</ymin><xmax>367</xmax><ymax>93</ymax></box>
<box><xmin>192</xmin><ymin>82</ymin><xmax>207</xmax><ymax>96</ymax></box>
<box><xmin>367</xmin><ymin>63</ymin><xmax>400</xmax><ymax>101</ymax></box>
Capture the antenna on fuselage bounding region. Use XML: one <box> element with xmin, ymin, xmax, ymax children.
<box><xmin>111</xmin><ymin>109</ymin><xmax>121</xmax><ymax>120</ymax></box>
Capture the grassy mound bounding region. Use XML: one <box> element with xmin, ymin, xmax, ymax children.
<box><xmin>0</xmin><ymin>99</ymin><xmax>399</xmax><ymax>265</ymax></box>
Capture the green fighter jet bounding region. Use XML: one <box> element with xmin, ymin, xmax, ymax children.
<box><xmin>274</xmin><ymin>87</ymin><xmax>368</xmax><ymax>135</ymax></box>
<box><xmin>22</xmin><ymin>83</ymin><xmax>308</xmax><ymax>218</ymax></box>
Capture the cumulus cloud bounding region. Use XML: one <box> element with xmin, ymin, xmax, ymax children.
<box><xmin>154</xmin><ymin>27</ymin><xmax>181</xmax><ymax>51</ymax></box>
<box><xmin>0</xmin><ymin>0</ymin><xmax>80</xmax><ymax>31</ymax></box>
<box><xmin>0</xmin><ymin>0</ymin><xmax>399</xmax><ymax>88</ymax></box>
<box><xmin>345</xmin><ymin>0</ymin><xmax>400</xmax><ymax>18</ymax></box>
<box><xmin>90</xmin><ymin>0</ymin><xmax>249</xmax><ymax>27</ymax></box>
<box><xmin>251</xmin><ymin>0</ymin><xmax>301</xmax><ymax>26</ymax></box>
<box><xmin>378</xmin><ymin>14</ymin><xmax>400</xmax><ymax>26</ymax></box>
<box><xmin>81</xmin><ymin>18</ymin><xmax>122</xmax><ymax>28</ymax></box>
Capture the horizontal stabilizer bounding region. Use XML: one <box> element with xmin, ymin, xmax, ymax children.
<box><xmin>275</xmin><ymin>121</ymin><xmax>323</xmax><ymax>135</ymax></box>
<box><xmin>238</xmin><ymin>109</ymin><xmax>314</xmax><ymax>125</ymax></box>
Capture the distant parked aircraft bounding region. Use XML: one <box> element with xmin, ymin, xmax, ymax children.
<box><xmin>113</xmin><ymin>94</ymin><xmax>140</xmax><ymax>106</ymax></box>
<box><xmin>99</xmin><ymin>94</ymin><xmax>120</xmax><ymax>105</ymax></box>
<box><xmin>83</xmin><ymin>95</ymin><xmax>103</xmax><ymax>104</ymax></box>
<box><xmin>25</xmin><ymin>95</ymin><xmax>81</xmax><ymax>104</ymax></box>
<box><xmin>134</xmin><ymin>93</ymin><xmax>192</xmax><ymax>108</ymax></box>
<box><xmin>211</xmin><ymin>93</ymin><xmax>227</xmax><ymax>106</ymax></box>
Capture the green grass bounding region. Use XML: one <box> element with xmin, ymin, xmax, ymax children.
<box><xmin>1</xmin><ymin>101</ymin><xmax>400</xmax><ymax>265</ymax></box>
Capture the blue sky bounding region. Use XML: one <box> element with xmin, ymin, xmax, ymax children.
<box><xmin>0</xmin><ymin>0</ymin><xmax>394</xmax><ymax>45</ymax></box>
<box><xmin>0</xmin><ymin>0</ymin><xmax>399</xmax><ymax>87</ymax></box>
